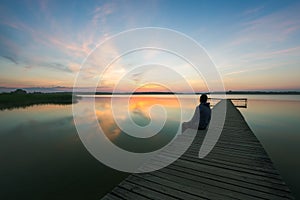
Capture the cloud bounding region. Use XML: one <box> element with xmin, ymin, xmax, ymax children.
<box><xmin>242</xmin><ymin>46</ymin><xmax>300</xmax><ymax>61</ymax></box>
<box><xmin>131</xmin><ymin>72</ymin><xmax>144</xmax><ymax>84</ymax></box>
<box><xmin>1</xmin><ymin>55</ymin><xmax>18</xmax><ymax>64</ymax></box>
<box><xmin>218</xmin><ymin>3</ymin><xmax>300</xmax><ymax>53</ymax></box>
<box><xmin>222</xmin><ymin>66</ymin><xmax>270</xmax><ymax>76</ymax></box>
<box><xmin>91</xmin><ymin>3</ymin><xmax>115</xmax><ymax>25</ymax></box>
<box><xmin>23</xmin><ymin>61</ymin><xmax>73</xmax><ymax>73</ymax></box>
<box><xmin>44</xmin><ymin>35</ymin><xmax>92</xmax><ymax>58</ymax></box>
<box><xmin>47</xmin><ymin>62</ymin><xmax>72</xmax><ymax>72</ymax></box>
<box><xmin>0</xmin><ymin>19</ymin><xmax>96</xmax><ymax>74</ymax></box>
<box><xmin>0</xmin><ymin>1</ymin><xmax>121</xmax><ymax>79</ymax></box>
<box><xmin>1</xmin><ymin>8</ymin><xmax>93</xmax><ymax>60</ymax></box>
<box><xmin>68</xmin><ymin>62</ymin><xmax>81</xmax><ymax>73</ymax></box>
<box><xmin>241</xmin><ymin>5</ymin><xmax>300</xmax><ymax>42</ymax></box>
<box><xmin>211</xmin><ymin>2</ymin><xmax>300</xmax><ymax>79</ymax></box>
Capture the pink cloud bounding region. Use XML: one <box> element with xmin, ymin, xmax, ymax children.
<box><xmin>238</xmin><ymin>45</ymin><xmax>300</xmax><ymax>62</ymax></box>
<box><xmin>228</xmin><ymin>4</ymin><xmax>300</xmax><ymax>48</ymax></box>
<box><xmin>91</xmin><ymin>2</ymin><xmax>115</xmax><ymax>26</ymax></box>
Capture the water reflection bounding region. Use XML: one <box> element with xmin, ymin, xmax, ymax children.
<box><xmin>93</xmin><ymin>96</ymin><xmax>195</xmax><ymax>153</ymax></box>
<box><xmin>0</xmin><ymin>95</ymin><xmax>199</xmax><ymax>199</ymax></box>
<box><xmin>0</xmin><ymin>103</ymin><xmax>128</xmax><ymax>200</ymax></box>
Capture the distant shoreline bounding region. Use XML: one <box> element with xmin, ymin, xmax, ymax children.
<box><xmin>81</xmin><ymin>91</ymin><xmax>300</xmax><ymax>95</ymax></box>
<box><xmin>1</xmin><ymin>87</ymin><xmax>300</xmax><ymax>95</ymax></box>
<box><xmin>0</xmin><ymin>90</ymin><xmax>80</xmax><ymax>110</ymax></box>
<box><xmin>1</xmin><ymin>89</ymin><xmax>299</xmax><ymax>110</ymax></box>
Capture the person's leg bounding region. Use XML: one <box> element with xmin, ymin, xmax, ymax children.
<box><xmin>182</xmin><ymin>122</ymin><xmax>188</xmax><ymax>133</ymax></box>
<box><xmin>182</xmin><ymin>121</ymin><xmax>198</xmax><ymax>133</ymax></box>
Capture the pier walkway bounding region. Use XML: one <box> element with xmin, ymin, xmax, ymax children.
<box><xmin>102</xmin><ymin>100</ymin><xmax>294</xmax><ymax>200</ymax></box>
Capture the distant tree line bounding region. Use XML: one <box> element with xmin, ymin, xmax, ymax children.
<box><xmin>0</xmin><ymin>89</ymin><xmax>80</xmax><ymax>110</ymax></box>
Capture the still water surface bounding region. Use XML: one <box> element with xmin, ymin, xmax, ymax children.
<box><xmin>0</xmin><ymin>95</ymin><xmax>299</xmax><ymax>199</ymax></box>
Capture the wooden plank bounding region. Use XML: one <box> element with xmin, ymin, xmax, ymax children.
<box><xmin>140</xmin><ymin>158</ymin><xmax>289</xmax><ymax>188</ymax></box>
<box><xmin>101</xmin><ymin>100</ymin><xmax>294</xmax><ymax>200</ymax></box>
<box><xmin>101</xmin><ymin>193</ymin><xmax>124</xmax><ymax>200</ymax></box>
<box><xmin>131</xmin><ymin>174</ymin><xmax>233</xmax><ymax>200</ymax></box>
<box><xmin>147</xmin><ymin>154</ymin><xmax>285</xmax><ymax>183</ymax></box>
<box><xmin>110</xmin><ymin>187</ymin><xmax>150</xmax><ymax>200</ymax></box>
<box><xmin>119</xmin><ymin>180</ymin><xmax>180</xmax><ymax>200</ymax></box>
<box><xmin>153</xmin><ymin>164</ymin><xmax>293</xmax><ymax>199</ymax></box>
<box><xmin>145</xmin><ymin>170</ymin><xmax>263</xmax><ymax>200</ymax></box>
<box><xmin>125</xmin><ymin>176</ymin><xmax>207</xmax><ymax>200</ymax></box>
<box><xmin>157</xmin><ymin>151</ymin><xmax>281</xmax><ymax>176</ymax></box>
<box><xmin>164</xmin><ymin>161</ymin><xmax>291</xmax><ymax>192</ymax></box>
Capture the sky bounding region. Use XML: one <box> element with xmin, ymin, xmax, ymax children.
<box><xmin>0</xmin><ymin>0</ymin><xmax>300</xmax><ymax>92</ymax></box>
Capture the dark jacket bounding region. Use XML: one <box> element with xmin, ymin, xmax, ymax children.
<box><xmin>198</xmin><ymin>102</ymin><xmax>211</xmax><ymax>129</ymax></box>
<box><xmin>189</xmin><ymin>102</ymin><xmax>211</xmax><ymax>130</ymax></box>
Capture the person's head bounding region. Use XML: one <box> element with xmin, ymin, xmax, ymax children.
<box><xmin>200</xmin><ymin>94</ymin><xmax>208</xmax><ymax>103</ymax></box>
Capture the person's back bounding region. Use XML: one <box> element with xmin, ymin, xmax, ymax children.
<box><xmin>198</xmin><ymin>101</ymin><xmax>211</xmax><ymax>130</ymax></box>
<box><xmin>182</xmin><ymin>94</ymin><xmax>211</xmax><ymax>132</ymax></box>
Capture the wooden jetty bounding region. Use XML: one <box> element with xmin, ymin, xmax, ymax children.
<box><xmin>102</xmin><ymin>100</ymin><xmax>294</xmax><ymax>200</ymax></box>
<box><xmin>209</xmin><ymin>98</ymin><xmax>248</xmax><ymax>108</ymax></box>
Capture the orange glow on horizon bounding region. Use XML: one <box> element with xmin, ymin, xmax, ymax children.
<box><xmin>133</xmin><ymin>83</ymin><xmax>171</xmax><ymax>93</ymax></box>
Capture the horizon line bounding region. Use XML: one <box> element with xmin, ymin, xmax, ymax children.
<box><xmin>1</xmin><ymin>87</ymin><xmax>300</xmax><ymax>94</ymax></box>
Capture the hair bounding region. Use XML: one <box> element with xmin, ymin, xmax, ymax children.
<box><xmin>200</xmin><ymin>94</ymin><xmax>208</xmax><ymax>103</ymax></box>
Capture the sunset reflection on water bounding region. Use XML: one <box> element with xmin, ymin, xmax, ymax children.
<box><xmin>91</xmin><ymin>95</ymin><xmax>198</xmax><ymax>153</ymax></box>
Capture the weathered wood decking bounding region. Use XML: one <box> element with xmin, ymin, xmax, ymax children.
<box><xmin>102</xmin><ymin>100</ymin><xmax>294</xmax><ymax>200</ymax></box>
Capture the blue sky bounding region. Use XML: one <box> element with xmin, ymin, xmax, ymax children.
<box><xmin>0</xmin><ymin>0</ymin><xmax>300</xmax><ymax>91</ymax></box>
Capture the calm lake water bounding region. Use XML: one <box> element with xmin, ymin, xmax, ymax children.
<box><xmin>0</xmin><ymin>94</ymin><xmax>299</xmax><ymax>199</ymax></box>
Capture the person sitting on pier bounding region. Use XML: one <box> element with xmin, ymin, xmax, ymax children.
<box><xmin>182</xmin><ymin>94</ymin><xmax>211</xmax><ymax>133</ymax></box>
